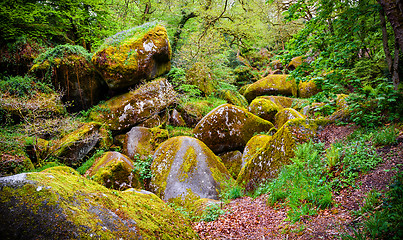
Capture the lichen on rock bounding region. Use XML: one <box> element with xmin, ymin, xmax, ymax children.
<box><xmin>248</xmin><ymin>98</ymin><xmax>279</xmax><ymax>122</ymax></box>
<box><xmin>243</xmin><ymin>75</ymin><xmax>298</xmax><ymax>102</ymax></box>
<box><xmin>218</xmin><ymin>150</ymin><xmax>243</xmax><ymax>180</ymax></box>
<box><xmin>150</xmin><ymin>136</ymin><xmax>231</xmax><ymax>206</ymax></box>
<box><xmin>193</xmin><ymin>104</ymin><xmax>274</xmax><ymax>153</ymax></box>
<box><xmin>0</xmin><ymin>166</ymin><xmax>197</xmax><ymax>239</ymax></box>
<box><xmin>92</xmin><ymin>22</ymin><xmax>172</xmax><ymax>91</ymax></box>
<box><xmin>237</xmin><ymin>118</ymin><xmax>321</xmax><ymax>191</ymax></box>
<box><xmin>89</xmin><ymin>78</ymin><xmax>177</xmax><ymax>131</ymax></box>
<box><xmin>274</xmin><ymin>108</ymin><xmax>306</xmax><ymax>129</ymax></box>
<box><xmin>298</xmin><ymin>80</ymin><xmax>321</xmax><ymax>98</ymax></box>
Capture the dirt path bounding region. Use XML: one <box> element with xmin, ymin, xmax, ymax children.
<box><xmin>192</xmin><ymin>124</ymin><xmax>403</xmax><ymax>239</ymax></box>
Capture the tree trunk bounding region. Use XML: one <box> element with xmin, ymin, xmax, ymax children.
<box><xmin>171</xmin><ymin>12</ymin><xmax>197</xmax><ymax>54</ymax></box>
<box><xmin>392</xmin><ymin>43</ymin><xmax>400</xmax><ymax>90</ymax></box>
<box><xmin>379</xmin><ymin>6</ymin><xmax>393</xmax><ymax>72</ymax></box>
<box><xmin>377</xmin><ymin>0</ymin><xmax>403</xmax><ymax>52</ymax></box>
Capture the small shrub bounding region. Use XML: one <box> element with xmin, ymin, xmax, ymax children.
<box><xmin>0</xmin><ymin>75</ymin><xmax>53</xmax><ymax>98</ymax></box>
<box><xmin>132</xmin><ymin>154</ymin><xmax>153</xmax><ymax>186</ymax></box>
<box><xmin>372</xmin><ymin>125</ymin><xmax>399</xmax><ymax>146</ymax></box>
<box><xmin>200</xmin><ymin>203</ymin><xmax>226</xmax><ymax>222</ymax></box>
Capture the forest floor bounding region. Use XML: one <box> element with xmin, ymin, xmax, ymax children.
<box><xmin>192</xmin><ymin>124</ymin><xmax>403</xmax><ymax>239</ymax></box>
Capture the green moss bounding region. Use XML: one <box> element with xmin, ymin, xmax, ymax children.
<box><xmin>243</xmin><ymin>75</ymin><xmax>298</xmax><ymax>102</ymax></box>
<box><xmin>178</xmin><ymin>147</ymin><xmax>198</xmax><ymax>181</ymax></box>
<box><xmin>216</xmin><ymin>89</ymin><xmax>248</xmax><ymax>108</ymax></box>
<box><xmin>248</xmin><ymin>98</ymin><xmax>279</xmax><ymax>122</ymax></box>
<box><xmin>287</xmin><ymin>56</ymin><xmax>303</xmax><ymax>70</ymax></box>
<box><xmin>0</xmin><ymin>166</ymin><xmax>197</xmax><ymax>239</ymax></box>
<box><xmin>274</xmin><ymin>108</ymin><xmax>305</xmax><ymax>129</ymax></box>
<box><xmin>298</xmin><ymin>80</ymin><xmax>321</xmax><ymax>98</ymax></box>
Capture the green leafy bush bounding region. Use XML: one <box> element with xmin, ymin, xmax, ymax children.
<box><xmin>0</xmin><ymin>75</ymin><xmax>53</xmax><ymax>98</ymax></box>
<box><xmin>200</xmin><ymin>203</ymin><xmax>226</xmax><ymax>222</ymax></box>
<box><xmin>372</xmin><ymin>125</ymin><xmax>399</xmax><ymax>146</ymax></box>
<box><xmin>76</xmin><ymin>149</ymin><xmax>106</xmax><ymax>175</ymax></box>
<box><xmin>132</xmin><ymin>154</ymin><xmax>153</xmax><ymax>185</ymax></box>
<box><xmin>34</xmin><ymin>44</ymin><xmax>92</xmax><ymax>64</ymax></box>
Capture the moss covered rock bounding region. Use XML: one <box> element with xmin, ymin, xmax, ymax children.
<box><xmin>243</xmin><ymin>75</ymin><xmax>297</xmax><ymax>102</ymax></box>
<box><xmin>274</xmin><ymin>108</ymin><xmax>305</xmax><ymax>129</ymax></box>
<box><xmin>150</xmin><ymin>136</ymin><xmax>231</xmax><ymax>205</ymax></box>
<box><xmin>218</xmin><ymin>150</ymin><xmax>243</xmax><ymax>180</ymax></box>
<box><xmin>169</xmin><ymin>109</ymin><xmax>186</xmax><ymax>127</ymax></box>
<box><xmin>298</xmin><ymin>80</ymin><xmax>321</xmax><ymax>98</ymax></box>
<box><xmin>31</xmin><ymin>45</ymin><xmax>106</xmax><ymax>112</ymax></box>
<box><xmin>237</xmin><ymin>118</ymin><xmax>320</xmax><ymax>191</ymax></box>
<box><xmin>270</xmin><ymin>60</ymin><xmax>283</xmax><ymax>70</ymax></box>
<box><xmin>85</xmin><ymin>151</ymin><xmax>141</xmax><ymax>190</ymax></box>
<box><xmin>51</xmin><ymin>122</ymin><xmax>101</xmax><ymax>167</ymax></box>
<box><xmin>193</xmin><ymin>104</ymin><xmax>274</xmax><ymax>153</ymax></box>
<box><xmin>248</xmin><ymin>98</ymin><xmax>279</xmax><ymax>122</ymax></box>
<box><xmin>90</xmin><ymin>78</ymin><xmax>177</xmax><ymax>131</ymax></box>
<box><xmin>240</xmin><ymin>134</ymin><xmax>272</xmax><ymax>170</ymax></box>
<box><xmin>287</xmin><ymin>56</ymin><xmax>303</xmax><ymax>71</ymax></box>
<box><xmin>0</xmin><ymin>167</ymin><xmax>197</xmax><ymax>239</ymax></box>
<box><xmin>216</xmin><ymin>89</ymin><xmax>249</xmax><ymax>108</ymax></box>
<box><xmin>117</xmin><ymin>127</ymin><xmax>153</xmax><ymax>159</ymax></box>
<box><xmin>92</xmin><ymin>22</ymin><xmax>171</xmax><ymax>91</ymax></box>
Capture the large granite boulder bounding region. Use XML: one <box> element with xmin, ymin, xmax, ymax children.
<box><xmin>248</xmin><ymin>98</ymin><xmax>279</xmax><ymax>122</ymax></box>
<box><xmin>298</xmin><ymin>80</ymin><xmax>321</xmax><ymax>98</ymax></box>
<box><xmin>84</xmin><ymin>151</ymin><xmax>142</xmax><ymax>190</ymax></box>
<box><xmin>92</xmin><ymin>22</ymin><xmax>171</xmax><ymax>91</ymax></box>
<box><xmin>237</xmin><ymin>118</ymin><xmax>321</xmax><ymax>191</ymax></box>
<box><xmin>90</xmin><ymin>78</ymin><xmax>177</xmax><ymax>131</ymax></box>
<box><xmin>31</xmin><ymin>44</ymin><xmax>106</xmax><ymax>112</ymax></box>
<box><xmin>240</xmin><ymin>134</ymin><xmax>272</xmax><ymax>170</ymax></box>
<box><xmin>150</xmin><ymin>136</ymin><xmax>231</xmax><ymax>205</ymax></box>
<box><xmin>218</xmin><ymin>150</ymin><xmax>243</xmax><ymax>180</ymax></box>
<box><xmin>0</xmin><ymin>167</ymin><xmax>197</xmax><ymax>239</ymax></box>
<box><xmin>193</xmin><ymin>104</ymin><xmax>274</xmax><ymax>153</ymax></box>
<box><xmin>216</xmin><ymin>89</ymin><xmax>249</xmax><ymax>108</ymax></box>
<box><xmin>243</xmin><ymin>75</ymin><xmax>297</xmax><ymax>102</ymax></box>
<box><xmin>274</xmin><ymin>108</ymin><xmax>306</xmax><ymax>129</ymax></box>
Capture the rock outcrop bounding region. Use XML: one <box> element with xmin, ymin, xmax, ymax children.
<box><xmin>0</xmin><ymin>167</ymin><xmax>197</xmax><ymax>239</ymax></box>
<box><xmin>92</xmin><ymin>22</ymin><xmax>171</xmax><ymax>91</ymax></box>
<box><xmin>193</xmin><ymin>104</ymin><xmax>274</xmax><ymax>153</ymax></box>
<box><xmin>248</xmin><ymin>98</ymin><xmax>279</xmax><ymax>122</ymax></box>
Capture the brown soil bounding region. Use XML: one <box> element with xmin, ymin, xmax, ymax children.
<box><xmin>192</xmin><ymin>124</ymin><xmax>403</xmax><ymax>239</ymax></box>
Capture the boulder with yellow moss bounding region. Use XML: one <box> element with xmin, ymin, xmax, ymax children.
<box><xmin>274</xmin><ymin>108</ymin><xmax>306</xmax><ymax>129</ymax></box>
<box><xmin>30</xmin><ymin>44</ymin><xmax>106</xmax><ymax>112</ymax></box>
<box><xmin>193</xmin><ymin>104</ymin><xmax>274</xmax><ymax>153</ymax></box>
<box><xmin>237</xmin><ymin>118</ymin><xmax>322</xmax><ymax>191</ymax></box>
<box><xmin>90</xmin><ymin>78</ymin><xmax>177</xmax><ymax>131</ymax></box>
<box><xmin>287</xmin><ymin>56</ymin><xmax>303</xmax><ymax>71</ymax></box>
<box><xmin>92</xmin><ymin>22</ymin><xmax>172</xmax><ymax>91</ymax></box>
<box><xmin>149</xmin><ymin>136</ymin><xmax>231</xmax><ymax>206</ymax></box>
<box><xmin>0</xmin><ymin>166</ymin><xmax>197</xmax><ymax>239</ymax></box>
<box><xmin>248</xmin><ymin>98</ymin><xmax>279</xmax><ymax>122</ymax></box>
<box><xmin>243</xmin><ymin>75</ymin><xmax>298</xmax><ymax>102</ymax></box>
<box><xmin>84</xmin><ymin>151</ymin><xmax>142</xmax><ymax>190</ymax></box>
<box><xmin>298</xmin><ymin>80</ymin><xmax>321</xmax><ymax>98</ymax></box>
<box><xmin>240</xmin><ymin>134</ymin><xmax>272</xmax><ymax>170</ymax></box>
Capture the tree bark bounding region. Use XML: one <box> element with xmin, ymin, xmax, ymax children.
<box><xmin>377</xmin><ymin>0</ymin><xmax>403</xmax><ymax>52</ymax></box>
<box><xmin>379</xmin><ymin>6</ymin><xmax>393</xmax><ymax>72</ymax></box>
<box><xmin>392</xmin><ymin>42</ymin><xmax>400</xmax><ymax>90</ymax></box>
<box><xmin>171</xmin><ymin>12</ymin><xmax>197</xmax><ymax>54</ymax></box>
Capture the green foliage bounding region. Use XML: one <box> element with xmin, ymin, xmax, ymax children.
<box><xmin>254</xmin><ymin>141</ymin><xmax>332</xmax><ymax>223</ymax></box>
<box><xmin>76</xmin><ymin>149</ymin><xmax>106</xmax><ymax>175</ymax></box>
<box><xmin>371</xmin><ymin>125</ymin><xmax>399</xmax><ymax>146</ymax></box>
<box><xmin>325</xmin><ymin>143</ymin><xmax>341</xmax><ymax>169</ymax></box>
<box><xmin>200</xmin><ymin>203</ymin><xmax>226</xmax><ymax>222</ymax></box>
<box><xmin>167</xmin><ymin>67</ymin><xmax>202</xmax><ymax>97</ymax></box>
<box><xmin>343</xmin><ymin>172</ymin><xmax>403</xmax><ymax>239</ymax></box>
<box><xmin>0</xmin><ymin>125</ymin><xmax>27</xmax><ymax>158</ymax></box>
<box><xmin>165</xmin><ymin>125</ymin><xmax>194</xmax><ymax>138</ymax></box>
<box><xmin>220</xmin><ymin>180</ymin><xmax>244</xmax><ymax>202</ymax></box>
<box><xmin>132</xmin><ymin>154</ymin><xmax>153</xmax><ymax>183</ymax></box>
<box><xmin>34</xmin><ymin>44</ymin><xmax>92</xmax><ymax>65</ymax></box>
<box><xmin>347</xmin><ymin>83</ymin><xmax>401</xmax><ymax>127</ymax></box>
<box><xmin>0</xmin><ymin>75</ymin><xmax>53</xmax><ymax>98</ymax></box>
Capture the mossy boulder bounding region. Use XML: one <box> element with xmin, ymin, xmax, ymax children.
<box><xmin>240</xmin><ymin>134</ymin><xmax>272</xmax><ymax>170</ymax></box>
<box><xmin>218</xmin><ymin>150</ymin><xmax>243</xmax><ymax>180</ymax></box>
<box><xmin>270</xmin><ymin>60</ymin><xmax>283</xmax><ymax>70</ymax></box>
<box><xmin>31</xmin><ymin>45</ymin><xmax>106</xmax><ymax>112</ymax></box>
<box><xmin>237</xmin><ymin>118</ymin><xmax>320</xmax><ymax>191</ymax></box>
<box><xmin>325</xmin><ymin>94</ymin><xmax>350</xmax><ymax>122</ymax></box>
<box><xmin>287</xmin><ymin>56</ymin><xmax>303</xmax><ymax>71</ymax></box>
<box><xmin>243</xmin><ymin>75</ymin><xmax>297</xmax><ymax>102</ymax></box>
<box><xmin>150</xmin><ymin>136</ymin><xmax>231</xmax><ymax>205</ymax></box>
<box><xmin>298</xmin><ymin>80</ymin><xmax>321</xmax><ymax>98</ymax></box>
<box><xmin>85</xmin><ymin>151</ymin><xmax>141</xmax><ymax>190</ymax></box>
<box><xmin>248</xmin><ymin>98</ymin><xmax>279</xmax><ymax>122</ymax></box>
<box><xmin>0</xmin><ymin>167</ymin><xmax>197</xmax><ymax>239</ymax></box>
<box><xmin>274</xmin><ymin>108</ymin><xmax>305</xmax><ymax>129</ymax></box>
<box><xmin>51</xmin><ymin>122</ymin><xmax>101</xmax><ymax>167</ymax></box>
<box><xmin>0</xmin><ymin>154</ymin><xmax>34</xmax><ymax>177</ymax></box>
<box><xmin>90</xmin><ymin>78</ymin><xmax>177</xmax><ymax>131</ymax></box>
<box><xmin>92</xmin><ymin>22</ymin><xmax>171</xmax><ymax>91</ymax></box>
<box><xmin>193</xmin><ymin>104</ymin><xmax>274</xmax><ymax>153</ymax></box>
<box><xmin>216</xmin><ymin>89</ymin><xmax>249</xmax><ymax>108</ymax></box>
